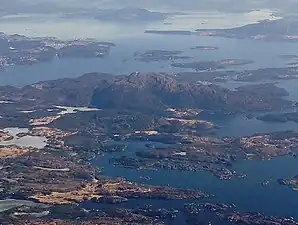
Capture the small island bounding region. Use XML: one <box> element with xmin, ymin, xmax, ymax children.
<box><xmin>257</xmin><ymin>112</ymin><xmax>298</xmax><ymax>123</ymax></box>
<box><xmin>134</xmin><ymin>50</ymin><xmax>191</xmax><ymax>62</ymax></box>
<box><xmin>190</xmin><ymin>46</ymin><xmax>219</xmax><ymax>51</ymax></box>
<box><xmin>177</xmin><ymin>65</ymin><xmax>298</xmax><ymax>83</ymax></box>
<box><xmin>235</xmin><ymin>83</ymin><xmax>289</xmax><ymax>98</ymax></box>
<box><xmin>171</xmin><ymin>59</ymin><xmax>253</xmax><ymax>71</ymax></box>
<box><xmin>196</xmin><ymin>17</ymin><xmax>298</xmax><ymax>42</ymax></box>
<box><xmin>145</xmin><ymin>30</ymin><xmax>192</xmax><ymax>35</ymax></box>
<box><xmin>278</xmin><ymin>175</ymin><xmax>298</xmax><ymax>191</ymax></box>
<box><xmin>280</xmin><ymin>55</ymin><xmax>298</xmax><ymax>66</ymax></box>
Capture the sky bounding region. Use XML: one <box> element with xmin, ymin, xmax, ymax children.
<box><xmin>1</xmin><ymin>0</ymin><xmax>298</xmax><ymax>14</ymax></box>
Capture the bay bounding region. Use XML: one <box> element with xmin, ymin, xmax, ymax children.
<box><xmin>93</xmin><ymin>141</ymin><xmax>298</xmax><ymax>218</ymax></box>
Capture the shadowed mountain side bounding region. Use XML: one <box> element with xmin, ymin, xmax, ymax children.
<box><xmin>0</xmin><ymin>73</ymin><xmax>114</xmax><ymax>107</ymax></box>
<box><xmin>0</xmin><ymin>72</ymin><xmax>291</xmax><ymax>113</ymax></box>
<box><xmin>90</xmin><ymin>72</ymin><xmax>290</xmax><ymax>113</ymax></box>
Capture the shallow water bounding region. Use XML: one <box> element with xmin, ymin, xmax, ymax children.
<box><xmin>0</xmin><ymin>127</ymin><xmax>47</xmax><ymax>149</ymax></box>
<box><xmin>0</xmin><ymin>199</ymin><xmax>45</xmax><ymax>213</ymax></box>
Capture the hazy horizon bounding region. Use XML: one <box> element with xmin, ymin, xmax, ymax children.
<box><xmin>0</xmin><ymin>0</ymin><xmax>286</xmax><ymax>40</ymax></box>
<box><xmin>1</xmin><ymin>0</ymin><xmax>298</xmax><ymax>15</ymax></box>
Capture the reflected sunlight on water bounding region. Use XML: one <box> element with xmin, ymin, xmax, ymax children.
<box><xmin>162</xmin><ymin>9</ymin><xmax>281</xmax><ymax>30</ymax></box>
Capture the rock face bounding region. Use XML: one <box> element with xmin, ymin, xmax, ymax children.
<box><xmin>91</xmin><ymin>72</ymin><xmax>226</xmax><ymax>112</ymax></box>
<box><xmin>90</xmin><ymin>72</ymin><xmax>290</xmax><ymax>113</ymax></box>
<box><xmin>0</xmin><ymin>73</ymin><xmax>114</xmax><ymax>107</ymax></box>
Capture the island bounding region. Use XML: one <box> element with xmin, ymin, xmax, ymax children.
<box><xmin>171</xmin><ymin>59</ymin><xmax>253</xmax><ymax>71</ymax></box>
<box><xmin>196</xmin><ymin>17</ymin><xmax>298</xmax><ymax>42</ymax></box>
<box><xmin>63</xmin><ymin>7</ymin><xmax>179</xmax><ymax>23</ymax></box>
<box><xmin>258</xmin><ymin>112</ymin><xmax>298</xmax><ymax>123</ymax></box>
<box><xmin>235</xmin><ymin>83</ymin><xmax>290</xmax><ymax>98</ymax></box>
<box><xmin>134</xmin><ymin>50</ymin><xmax>191</xmax><ymax>62</ymax></box>
<box><xmin>177</xmin><ymin>65</ymin><xmax>298</xmax><ymax>82</ymax></box>
<box><xmin>0</xmin><ymin>32</ymin><xmax>115</xmax><ymax>69</ymax></box>
<box><xmin>111</xmin><ymin>130</ymin><xmax>298</xmax><ymax>179</ymax></box>
<box><xmin>0</xmin><ymin>72</ymin><xmax>297</xmax><ymax>225</ymax></box>
<box><xmin>280</xmin><ymin>55</ymin><xmax>298</xmax><ymax>60</ymax></box>
<box><xmin>278</xmin><ymin>175</ymin><xmax>298</xmax><ymax>191</ymax></box>
<box><xmin>145</xmin><ymin>30</ymin><xmax>192</xmax><ymax>35</ymax></box>
<box><xmin>190</xmin><ymin>46</ymin><xmax>219</xmax><ymax>51</ymax></box>
<box><xmin>145</xmin><ymin>17</ymin><xmax>298</xmax><ymax>43</ymax></box>
<box><xmin>93</xmin><ymin>8</ymin><xmax>167</xmax><ymax>22</ymax></box>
